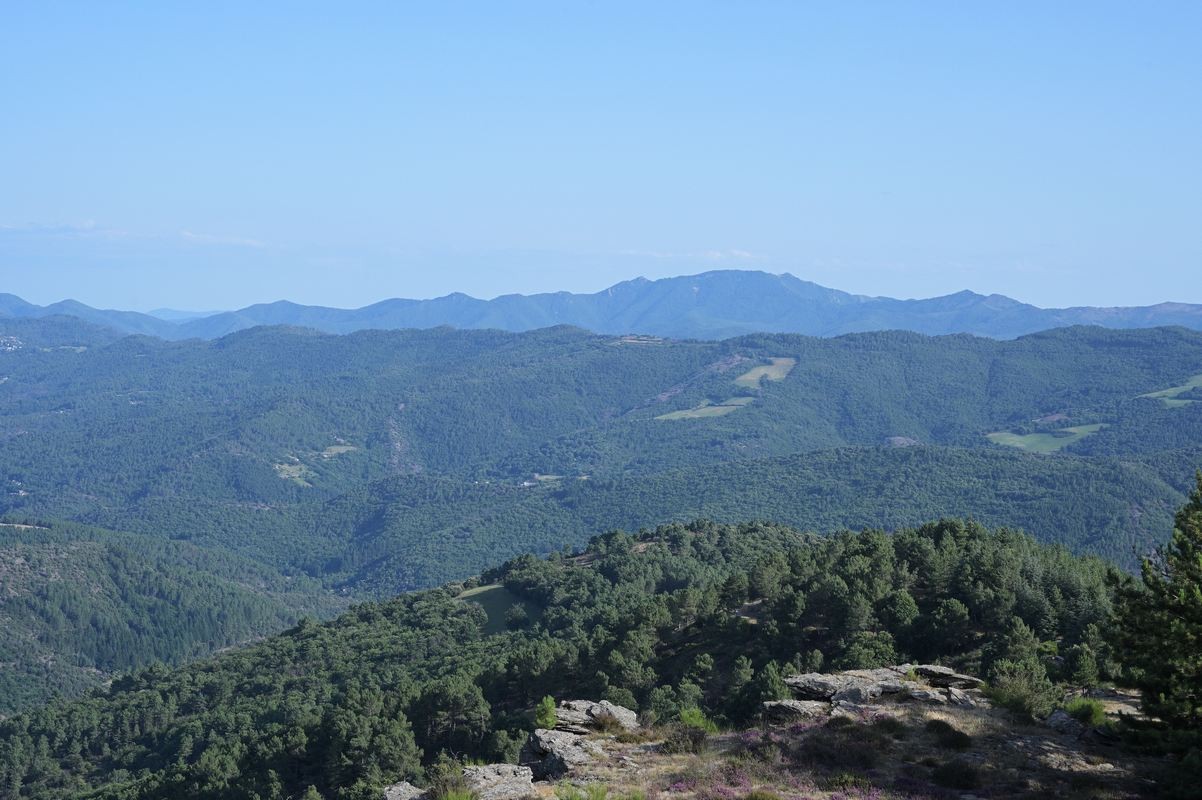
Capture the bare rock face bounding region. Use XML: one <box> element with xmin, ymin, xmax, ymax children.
<box><xmin>760</xmin><ymin>699</ymin><xmax>830</xmax><ymax>722</ymax></box>
<box><xmin>1045</xmin><ymin>709</ymin><xmax>1087</xmax><ymax>737</ymax></box>
<box><xmin>462</xmin><ymin>765</ymin><xmax>535</xmax><ymax>800</ymax></box>
<box><xmin>780</xmin><ymin>664</ymin><xmax>988</xmax><ymax>714</ymax></box>
<box><xmin>783</xmin><ymin>673</ymin><xmax>857</xmax><ymax>700</ymax></box>
<box><xmin>555</xmin><ymin>700</ymin><xmax>639</xmax><ymax>733</ymax></box>
<box><xmin>382</xmin><ymin>781</ymin><xmax>426</xmax><ymax>800</ymax></box>
<box><xmin>520</xmin><ymin>728</ymin><xmax>604</xmax><ymax>779</ymax></box>
<box><xmin>903</xmin><ymin>664</ymin><xmax>984</xmax><ymax>690</ymax></box>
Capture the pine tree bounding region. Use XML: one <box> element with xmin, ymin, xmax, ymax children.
<box><xmin>534</xmin><ymin>695</ymin><xmax>557</xmax><ymax>729</ymax></box>
<box><xmin>1113</xmin><ymin>472</ymin><xmax>1202</xmax><ymax>726</ymax></box>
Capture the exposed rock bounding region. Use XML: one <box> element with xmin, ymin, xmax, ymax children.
<box><xmin>908</xmin><ymin>664</ymin><xmax>984</xmax><ymax>689</ymax></box>
<box><xmin>556</xmin><ymin>700</ymin><xmax>639</xmax><ymax>733</ymax></box>
<box><xmin>945</xmin><ymin>687</ymin><xmax>979</xmax><ymax>707</ymax></box>
<box><xmin>520</xmin><ymin>728</ymin><xmax>604</xmax><ymax>779</ymax></box>
<box><xmin>760</xmin><ymin>699</ymin><xmax>830</xmax><ymax>722</ymax></box>
<box><xmin>830</xmin><ymin>701</ymin><xmax>881</xmax><ymax>719</ymax></box>
<box><xmin>382</xmin><ymin>781</ymin><xmax>426</xmax><ymax>800</ymax></box>
<box><xmin>783</xmin><ymin>673</ymin><xmax>857</xmax><ymax>700</ymax></box>
<box><xmin>1045</xmin><ymin>709</ymin><xmax>1087</xmax><ymax>737</ymax></box>
<box><xmin>832</xmin><ymin>683</ymin><xmax>885</xmax><ymax>704</ymax></box>
<box><xmin>462</xmin><ymin>765</ymin><xmax>535</xmax><ymax>800</ymax></box>
<box><xmin>904</xmin><ymin>688</ymin><xmax>947</xmax><ymax>705</ymax></box>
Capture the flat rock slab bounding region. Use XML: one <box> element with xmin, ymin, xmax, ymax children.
<box><xmin>463</xmin><ymin>765</ymin><xmax>535</xmax><ymax>800</ymax></box>
<box><xmin>761</xmin><ymin>699</ymin><xmax>831</xmax><ymax>722</ymax></box>
<box><xmin>909</xmin><ymin>664</ymin><xmax>984</xmax><ymax>689</ymax></box>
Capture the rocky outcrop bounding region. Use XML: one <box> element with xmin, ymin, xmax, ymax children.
<box><xmin>382</xmin><ymin>781</ymin><xmax>426</xmax><ymax>800</ymax></box>
<box><xmin>520</xmin><ymin>728</ymin><xmax>604</xmax><ymax>779</ymax></box>
<box><xmin>766</xmin><ymin>664</ymin><xmax>989</xmax><ymax>723</ymax></box>
<box><xmin>1045</xmin><ymin>709</ymin><xmax>1087</xmax><ymax>737</ymax></box>
<box><xmin>462</xmin><ymin>765</ymin><xmax>535</xmax><ymax>800</ymax></box>
<box><xmin>760</xmin><ymin>699</ymin><xmax>831</xmax><ymax>722</ymax></box>
<box><xmin>905</xmin><ymin>664</ymin><xmax>984</xmax><ymax>689</ymax></box>
<box><xmin>555</xmin><ymin>699</ymin><xmax>639</xmax><ymax>733</ymax></box>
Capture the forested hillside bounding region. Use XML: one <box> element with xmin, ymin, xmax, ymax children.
<box><xmin>0</xmin><ymin>518</ymin><xmax>1122</xmax><ymax>800</ymax></box>
<box><xmin>1</xmin><ymin>318</ymin><xmax>1201</xmax><ymax>709</ymax></box>
<box><xmin>0</xmin><ymin>521</ymin><xmax>343</xmax><ymax>713</ymax></box>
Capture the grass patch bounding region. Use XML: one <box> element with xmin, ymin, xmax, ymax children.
<box><xmin>455</xmin><ymin>584</ymin><xmax>541</xmax><ymax>635</ymax></box>
<box><xmin>656</xmin><ymin>398</ymin><xmax>754</xmax><ymax>420</ymax></box>
<box><xmin>1139</xmin><ymin>372</ymin><xmax>1202</xmax><ymax>407</ymax></box>
<box><xmin>272</xmin><ymin>460</ymin><xmax>315</xmax><ymax>486</ymax></box>
<box><xmin>986</xmin><ymin>424</ymin><xmax>1106</xmax><ymax>453</ymax></box>
<box><xmin>1064</xmin><ymin>696</ymin><xmax>1107</xmax><ymax>727</ymax></box>
<box><xmin>319</xmin><ymin>444</ymin><xmax>358</xmax><ymax>458</ymax></box>
<box><xmin>734</xmin><ymin>357</ymin><xmax>796</xmax><ymax>388</ymax></box>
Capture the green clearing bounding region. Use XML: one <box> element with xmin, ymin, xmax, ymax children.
<box><xmin>1138</xmin><ymin>372</ymin><xmax>1202</xmax><ymax>407</ymax></box>
<box><xmin>986</xmin><ymin>424</ymin><xmax>1107</xmax><ymax>453</ymax></box>
<box><xmin>734</xmin><ymin>357</ymin><xmax>797</xmax><ymax>387</ymax></box>
<box><xmin>455</xmin><ymin>584</ymin><xmax>541</xmax><ymax>635</ymax></box>
<box><xmin>656</xmin><ymin>397</ymin><xmax>755</xmax><ymax>420</ymax></box>
<box><xmin>320</xmin><ymin>444</ymin><xmax>358</xmax><ymax>458</ymax></box>
<box><xmin>273</xmin><ymin>461</ymin><xmax>315</xmax><ymax>486</ymax></box>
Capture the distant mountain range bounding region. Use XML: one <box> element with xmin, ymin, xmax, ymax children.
<box><xmin>5</xmin><ymin>270</ymin><xmax>1202</xmax><ymax>340</ymax></box>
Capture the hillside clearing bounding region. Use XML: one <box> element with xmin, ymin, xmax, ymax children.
<box><xmin>456</xmin><ymin>583</ymin><xmax>541</xmax><ymax>635</ymax></box>
<box><xmin>986</xmin><ymin>424</ymin><xmax>1106</xmax><ymax>453</ymax></box>
<box><xmin>656</xmin><ymin>397</ymin><xmax>754</xmax><ymax>420</ymax></box>
<box><xmin>1139</xmin><ymin>372</ymin><xmax>1202</xmax><ymax>407</ymax></box>
<box><xmin>734</xmin><ymin>357</ymin><xmax>797</xmax><ymax>387</ymax></box>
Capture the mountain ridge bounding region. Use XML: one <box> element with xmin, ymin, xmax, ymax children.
<box><xmin>4</xmin><ymin>270</ymin><xmax>1202</xmax><ymax>340</ymax></box>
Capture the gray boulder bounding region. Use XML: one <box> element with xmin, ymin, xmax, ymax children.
<box><xmin>556</xmin><ymin>699</ymin><xmax>639</xmax><ymax>733</ymax></box>
<box><xmin>1045</xmin><ymin>709</ymin><xmax>1087</xmax><ymax>737</ymax></box>
<box><xmin>761</xmin><ymin>699</ymin><xmax>830</xmax><ymax>723</ymax></box>
<box><xmin>462</xmin><ymin>765</ymin><xmax>535</xmax><ymax>800</ymax></box>
<box><xmin>520</xmin><ymin>728</ymin><xmax>604</xmax><ymax>779</ymax></box>
<box><xmin>382</xmin><ymin>781</ymin><xmax>426</xmax><ymax>800</ymax></box>
<box><xmin>904</xmin><ymin>688</ymin><xmax>948</xmax><ymax>705</ymax></box>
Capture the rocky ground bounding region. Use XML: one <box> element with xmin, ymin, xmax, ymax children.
<box><xmin>385</xmin><ymin>668</ymin><xmax>1166</xmax><ymax>800</ymax></box>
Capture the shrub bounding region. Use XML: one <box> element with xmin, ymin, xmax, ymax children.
<box><xmin>1064</xmin><ymin>696</ymin><xmax>1106</xmax><ymax>727</ymax></box>
<box><xmin>661</xmin><ymin>706</ymin><xmax>718</xmax><ymax>753</ymax></box>
<box><xmin>871</xmin><ymin>716</ymin><xmax>908</xmax><ymax>739</ymax></box>
<box><xmin>427</xmin><ymin>755</ymin><xmax>473</xmax><ymax>800</ymax></box>
<box><xmin>932</xmin><ymin>758</ymin><xmax>980</xmax><ymax>790</ymax></box>
<box><xmin>678</xmin><ymin>706</ymin><xmax>718</xmax><ymax>733</ymax></box>
<box><xmin>799</xmin><ymin>721</ymin><xmax>887</xmax><ymax>771</ymax></box>
<box><xmin>987</xmin><ymin>657</ymin><xmax>1058</xmax><ymax>720</ymax></box>
<box><xmin>924</xmin><ymin>719</ymin><xmax>972</xmax><ymax>750</ymax></box>
<box><xmin>818</xmin><ymin>772</ymin><xmax>872</xmax><ymax>791</ymax></box>
<box><xmin>535</xmin><ymin>695</ymin><xmax>558</xmax><ymax>729</ymax></box>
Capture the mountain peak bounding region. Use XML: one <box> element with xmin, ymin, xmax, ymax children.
<box><xmin>5</xmin><ymin>271</ymin><xmax>1202</xmax><ymax>341</ymax></box>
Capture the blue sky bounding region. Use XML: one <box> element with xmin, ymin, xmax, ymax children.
<box><xmin>2</xmin><ymin>1</ymin><xmax>1199</xmax><ymax>310</ymax></box>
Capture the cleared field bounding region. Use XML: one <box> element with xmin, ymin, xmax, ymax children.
<box><xmin>320</xmin><ymin>444</ymin><xmax>358</xmax><ymax>458</ymax></box>
<box><xmin>734</xmin><ymin>357</ymin><xmax>797</xmax><ymax>387</ymax></box>
<box><xmin>456</xmin><ymin>584</ymin><xmax>541</xmax><ymax>635</ymax></box>
<box><xmin>273</xmin><ymin>461</ymin><xmax>315</xmax><ymax>486</ymax></box>
<box><xmin>986</xmin><ymin>424</ymin><xmax>1106</xmax><ymax>453</ymax></box>
<box><xmin>1139</xmin><ymin>372</ymin><xmax>1202</xmax><ymax>407</ymax></box>
<box><xmin>656</xmin><ymin>397</ymin><xmax>755</xmax><ymax>420</ymax></box>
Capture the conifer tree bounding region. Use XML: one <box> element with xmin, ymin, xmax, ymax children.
<box><xmin>1114</xmin><ymin>472</ymin><xmax>1202</xmax><ymax>725</ymax></box>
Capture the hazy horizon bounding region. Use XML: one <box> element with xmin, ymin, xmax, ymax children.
<box><xmin>3</xmin><ymin>2</ymin><xmax>1199</xmax><ymax>310</ymax></box>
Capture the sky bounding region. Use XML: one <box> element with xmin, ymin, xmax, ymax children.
<box><xmin>1</xmin><ymin>1</ymin><xmax>1200</xmax><ymax>311</ymax></box>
